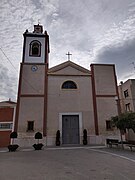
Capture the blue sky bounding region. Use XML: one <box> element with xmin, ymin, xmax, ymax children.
<box><xmin>0</xmin><ymin>0</ymin><xmax>135</xmax><ymax>101</ymax></box>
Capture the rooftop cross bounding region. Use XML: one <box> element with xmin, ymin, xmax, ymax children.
<box><xmin>66</xmin><ymin>52</ymin><xmax>72</xmax><ymax>61</ymax></box>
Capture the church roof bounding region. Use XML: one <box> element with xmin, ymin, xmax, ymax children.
<box><xmin>48</xmin><ymin>61</ymin><xmax>91</xmax><ymax>76</ymax></box>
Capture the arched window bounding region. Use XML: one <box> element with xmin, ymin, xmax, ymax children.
<box><xmin>62</xmin><ymin>80</ymin><xmax>77</xmax><ymax>89</ymax></box>
<box><xmin>29</xmin><ymin>40</ymin><xmax>41</xmax><ymax>57</ymax></box>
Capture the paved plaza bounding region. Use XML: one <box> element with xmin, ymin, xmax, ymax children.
<box><xmin>0</xmin><ymin>146</ymin><xmax>135</xmax><ymax>180</ymax></box>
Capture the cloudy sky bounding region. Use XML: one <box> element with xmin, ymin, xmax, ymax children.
<box><xmin>0</xmin><ymin>0</ymin><xmax>135</xmax><ymax>101</ymax></box>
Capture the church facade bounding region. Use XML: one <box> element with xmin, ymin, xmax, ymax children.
<box><xmin>14</xmin><ymin>24</ymin><xmax>119</xmax><ymax>147</ymax></box>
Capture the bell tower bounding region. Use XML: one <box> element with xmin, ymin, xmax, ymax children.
<box><xmin>14</xmin><ymin>24</ymin><xmax>49</xmax><ymax>146</ymax></box>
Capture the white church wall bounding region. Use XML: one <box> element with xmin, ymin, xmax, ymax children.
<box><xmin>96</xmin><ymin>97</ymin><xmax>118</xmax><ymax>134</ymax></box>
<box><xmin>18</xmin><ymin>97</ymin><xmax>44</xmax><ymax>133</ymax></box>
<box><xmin>47</xmin><ymin>75</ymin><xmax>95</xmax><ymax>145</ymax></box>
<box><xmin>21</xmin><ymin>64</ymin><xmax>45</xmax><ymax>95</ymax></box>
<box><xmin>94</xmin><ymin>65</ymin><xmax>116</xmax><ymax>95</ymax></box>
<box><xmin>92</xmin><ymin>64</ymin><xmax>119</xmax><ymax>138</ymax></box>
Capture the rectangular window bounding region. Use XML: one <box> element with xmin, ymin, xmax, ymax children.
<box><xmin>106</xmin><ymin>120</ymin><xmax>112</xmax><ymax>130</ymax></box>
<box><xmin>125</xmin><ymin>103</ymin><xmax>131</xmax><ymax>112</ymax></box>
<box><xmin>27</xmin><ymin>121</ymin><xmax>34</xmax><ymax>131</ymax></box>
<box><xmin>124</xmin><ymin>89</ymin><xmax>129</xmax><ymax>98</ymax></box>
<box><xmin>0</xmin><ymin>123</ymin><xmax>12</xmax><ymax>130</ymax></box>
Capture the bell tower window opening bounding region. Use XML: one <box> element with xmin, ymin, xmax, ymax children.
<box><xmin>29</xmin><ymin>41</ymin><xmax>41</xmax><ymax>57</ymax></box>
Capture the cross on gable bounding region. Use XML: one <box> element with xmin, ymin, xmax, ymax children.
<box><xmin>66</xmin><ymin>52</ymin><xmax>72</xmax><ymax>61</ymax></box>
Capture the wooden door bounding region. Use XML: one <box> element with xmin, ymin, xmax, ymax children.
<box><xmin>62</xmin><ymin>115</ymin><xmax>79</xmax><ymax>144</ymax></box>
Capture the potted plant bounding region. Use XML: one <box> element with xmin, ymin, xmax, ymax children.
<box><xmin>56</xmin><ymin>130</ymin><xmax>60</xmax><ymax>146</ymax></box>
<box><xmin>83</xmin><ymin>129</ymin><xmax>88</xmax><ymax>145</ymax></box>
<box><xmin>33</xmin><ymin>132</ymin><xmax>44</xmax><ymax>150</ymax></box>
<box><xmin>8</xmin><ymin>132</ymin><xmax>19</xmax><ymax>152</ymax></box>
